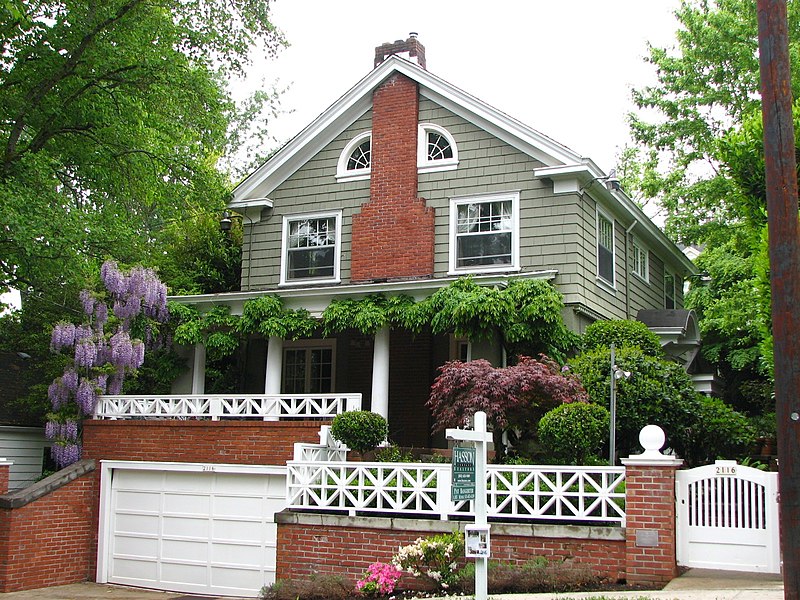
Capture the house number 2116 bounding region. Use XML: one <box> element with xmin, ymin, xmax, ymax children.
<box><xmin>715</xmin><ymin>465</ymin><xmax>736</xmax><ymax>475</ymax></box>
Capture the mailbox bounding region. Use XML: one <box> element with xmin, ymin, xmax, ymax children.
<box><xmin>465</xmin><ymin>525</ymin><xmax>491</xmax><ymax>558</ymax></box>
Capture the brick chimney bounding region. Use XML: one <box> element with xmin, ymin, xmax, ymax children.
<box><xmin>351</xmin><ymin>38</ymin><xmax>435</xmax><ymax>283</ymax></box>
<box><xmin>374</xmin><ymin>33</ymin><xmax>426</xmax><ymax>70</ymax></box>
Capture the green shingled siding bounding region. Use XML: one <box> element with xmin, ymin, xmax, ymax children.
<box><xmin>244</xmin><ymin>110</ymin><xmax>373</xmax><ymax>290</ymax></box>
<box><xmin>242</xmin><ymin>96</ymin><xmax>679</xmax><ymax>318</ymax></box>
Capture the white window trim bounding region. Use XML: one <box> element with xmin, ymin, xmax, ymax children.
<box><xmin>418</xmin><ymin>123</ymin><xmax>459</xmax><ymax>174</ymax></box>
<box><xmin>282</xmin><ymin>339</ymin><xmax>337</xmax><ymax>394</ymax></box>
<box><xmin>279</xmin><ymin>210</ymin><xmax>342</xmax><ymax>286</ymax></box>
<box><xmin>631</xmin><ymin>237</ymin><xmax>650</xmax><ymax>283</ymax></box>
<box><xmin>596</xmin><ymin>208</ymin><xmax>616</xmax><ymax>290</ymax></box>
<box><xmin>448</xmin><ymin>191</ymin><xmax>520</xmax><ymax>275</ymax></box>
<box><xmin>335</xmin><ymin>132</ymin><xmax>371</xmax><ymax>182</ymax></box>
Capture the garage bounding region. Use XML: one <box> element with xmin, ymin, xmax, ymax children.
<box><xmin>96</xmin><ymin>461</ymin><xmax>286</xmax><ymax>597</ymax></box>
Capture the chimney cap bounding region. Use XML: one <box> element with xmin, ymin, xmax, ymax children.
<box><xmin>374</xmin><ymin>34</ymin><xmax>426</xmax><ymax>70</ymax></box>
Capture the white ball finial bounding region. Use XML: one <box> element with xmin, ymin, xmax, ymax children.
<box><xmin>639</xmin><ymin>425</ymin><xmax>666</xmax><ymax>457</ymax></box>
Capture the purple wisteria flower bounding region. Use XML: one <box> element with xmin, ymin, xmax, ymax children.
<box><xmin>79</xmin><ymin>289</ymin><xmax>95</xmax><ymax>316</ymax></box>
<box><xmin>94</xmin><ymin>301</ymin><xmax>108</xmax><ymax>328</ymax></box>
<box><xmin>50</xmin><ymin>322</ymin><xmax>76</xmax><ymax>351</ymax></box>
<box><xmin>76</xmin><ymin>379</ymin><xmax>97</xmax><ymax>415</ymax></box>
<box><xmin>52</xmin><ymin>443</ymin><xmax>82</xmax><ymax>468</ymax></box>
<box><xmin>100</xmin><ymin>260</ymin><xmax>126</xmax><ymax>297</ymax></box>
<box><xmin>45</xmin><ymin>421</ymin><xmax>57</xmax><ymax>439</ymax></box>
<box><xmin>96</xmin><ymin>374</ymin><xmax>108</xmax><ymax>394</ymax></box>
<box><xmin>74</xmin><ymin>338</ymin><xmax>97</xmax><ymax>369</ymax></box>
<box><xmin>48</xmin><ymin>379</ymin><xmax>69</xmax><ymax>409</ymax></box>
<box><xmin>110</xmin><ymin>331</ymin><xmax>134</xmax><ymax>368</ymax></box>
<box><xmin>61</xmin><ymin>369</ymin><xmax>79</xmax><ymax>392</ymax></box>
<box><xmin>63</xmin><ymin>420</ymin><xmax>79</xmax><ymax>441</ymax></box>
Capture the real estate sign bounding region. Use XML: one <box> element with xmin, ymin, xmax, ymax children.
<box><xmin>452</xmin><ymin>446</ymin><xmax>476</xmax><ymax>501</ymax></box>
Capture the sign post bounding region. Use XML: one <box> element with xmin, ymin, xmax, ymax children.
<box><xmin>446</xmin><ymin>411</ymin><xmax>492</xmax><ymax>600</ymax></box>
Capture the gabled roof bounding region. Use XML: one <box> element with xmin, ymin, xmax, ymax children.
<box><xmin>230</xmin><ymin>53</ymin><xmax>696</xmax><ymax>276</ymax></box>
<box><xmin>230</xmin><ymin>54</ymin><xmax>583</xmax><ymax>208</ymax></box>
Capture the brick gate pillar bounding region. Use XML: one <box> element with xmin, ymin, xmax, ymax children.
<box><xmin>621</xmin><ymin>425</ymin><xmax>683</xmax><ymax>587</ymax></box>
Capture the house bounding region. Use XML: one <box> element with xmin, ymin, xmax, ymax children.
<box><xmin>0</xmin><ymin>351</ymin><xmax>49</xmax><ymax>490</ymax></box>
<box><xmin>2</xmin><ymin>35</ymin><xmax>713</xmax><ymax>600</ymax></box>
<box><xmin>172</xmin><ymin>34</ymin><xmax>697</xmax><ymax>449</ymax></box>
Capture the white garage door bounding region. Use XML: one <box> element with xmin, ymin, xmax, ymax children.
<box><xmin>100</xmin><ymin>463</ymin><xmax>286</xmax><ymax>597</ymax></box>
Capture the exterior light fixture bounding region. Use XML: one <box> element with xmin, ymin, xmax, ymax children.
<box><xmin>220</xmin><ymin>210</ymin><xmax>233</xmax><ymax>232</ymax></box>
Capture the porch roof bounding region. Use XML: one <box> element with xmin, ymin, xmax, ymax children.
<box><xmin>168</xmin><ymin>270</ymin><xmax>558</xmax><ymax>316</ymax></box>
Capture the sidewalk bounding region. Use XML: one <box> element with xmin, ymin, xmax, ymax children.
<box><xmin>0</xmin><ymin>569</ymin><xmax>785</xmax><ymax>599</ymax></box>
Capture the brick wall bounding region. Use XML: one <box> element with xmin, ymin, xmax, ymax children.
<box><xmin>276</xmin><ymin>514</ymin><xmax>626</xmax><ymax>587</ymax></box>
<box><xmin>82</xmin><ymin>419</ymin><xmax>323</xmax><ymax>465</ymax></box>
<box><xmin>0</xmin><ymin>460</ymin><xmax>97</xmax><ymax>593</ymax></box>
<box><xmin>350</xmin><ymin>73</ymin><xmax>435</xmax><ymax>282</ymax></box>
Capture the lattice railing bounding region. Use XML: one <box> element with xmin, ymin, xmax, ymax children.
<box><xmin>93</xmin><ymin>394</ymin><xmax>362</xmax><ymax>420</ymax></box>
<box><xmin>286</xmin><ymin>461</ymin><xmax>626</xmax><ymax>525</ymax></box>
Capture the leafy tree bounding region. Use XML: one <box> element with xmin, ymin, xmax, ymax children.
<box><xmin>582</xmin><ymin>319</ymin><xmax>663</xmax><ymax>357</ymax></box>
<box><xmin>624</xmin><ymin>0</ymin><xmax>796</xmax><ymax>412</ymax></box>
<box><xmin>427</xmin><ymin>355</ymin><xmax>587</xmax><ymax>461</ymax></box>
<box><xmin>626</xmin><ymin>0</ymin><xmax>800</xmax><ymax>242</ymax></box>
<box><xmin>569</xmin><ymin>346</ymin><xmax>753</xmax><ymax>466</ymax></box>
<box><xmin>1</xmin><ymin>0</ymin><xmax>284</xmax><ymax>297</ymax></box>
<box><xmin>0</xmin><ymin>0</ymin><xmax>284</xmax><ymax>416</ymax></box>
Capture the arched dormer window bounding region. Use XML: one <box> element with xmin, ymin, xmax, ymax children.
<box><xmin>418</xmin><ymin>123</ymin><xmax>458</xmax><ymax>173</ymax></box>
<box><xmin>336</xmin><ymin>132</ymin><xmax>371</xmax><ymax>182</ymax></box>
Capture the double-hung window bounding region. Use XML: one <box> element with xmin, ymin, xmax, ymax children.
<box><xmin>597</xmin><ymin>211</ymin><xmax>615</xmax><ymax>286</ymax></box>
<box><xmin>280</xmin><ymin>211</ymin><xmax>341</xmax><ymax>285</ymax></box>
<box><xmin>632</xmin><ymin>238</ymin><xmax>649</xmax><ymax>282</ymax></box>
<box><xmin>449</xmin><ymin>192</ymin><xmax>519</xmax><ymax>273</ymax></box>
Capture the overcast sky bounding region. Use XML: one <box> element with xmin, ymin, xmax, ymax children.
<box><xmin>249</xmin><ymin>0</ymin><xmax>683</xmax><ymax>173</ymax></box>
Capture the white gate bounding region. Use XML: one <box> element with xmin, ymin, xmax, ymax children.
<box><xmin>676</xmin><ymin>460</ymin><xmax>780</xmax><ymax>573</ymax></box>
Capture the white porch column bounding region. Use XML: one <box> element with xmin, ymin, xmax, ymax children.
<box><xmin>371</xmin><ymin>326</ymin><xmax>390</xmax><ymax>419</ymax></box>
<box><xmin>191</xmin><ymin>343</ymin><xmax>206</xmax><ymax>394</ymax></box>
<box><xmin>265</xmin><ymin>336</ymin><xmax>283</xmax><ymax>394</ymax></box>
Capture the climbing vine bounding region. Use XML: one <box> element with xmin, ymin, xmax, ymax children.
<box><xmin>169</xmin><ymin>277</ymin><xmax>576</xmax><ymax>361</ymax></box>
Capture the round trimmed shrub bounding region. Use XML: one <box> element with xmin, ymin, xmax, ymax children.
<box><xmin>538</xmin><ymin>402</ymin><xmax>610</xmax><ymax>464</ymax></box>
<box><xmin>583</xmin><ymin>320</ymin><xmax>662</xmax><ymax>356</ymax></box>
<box><xmin>330</xmin><ymin>410</ymin><xmax>388</xmax><ymax>454</ymax></box>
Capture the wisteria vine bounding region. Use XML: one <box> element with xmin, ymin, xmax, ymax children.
<box><xmin>46</xmin><ymin>261</ymin><xmax>169</xmax><ymax>468</ymax></box>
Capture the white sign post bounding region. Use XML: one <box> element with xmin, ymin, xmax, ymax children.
<box><xmin>446</xmin><ymin>411</ymin><xmax>492</xmax><ymax>600</ymax></box>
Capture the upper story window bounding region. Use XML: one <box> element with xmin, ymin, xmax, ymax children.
<box><xmin>597</xmin><ymin>211</ymin><xmax>615</xmax><ymax>287</ymax></box>
<box><xmin>449</xmin><ymin>192</ymin><xmax>520</xmax><ymax>274</ymax></box>
<box><xmin>632</xmin><ymin>238</ymin><xmax>649</xmax><ymax>282</ymax></box>
<box><xmin>665</xmin><ymin>272</ymin><xmax>677</xmax><ymax>309</ymax></box>
<box><xmin>418</xmin><ymin>123</ymin><xmax>458</xmax><ymax>173</ymax></box>
<box><xmin>280</xmin><ymin>211</ymin><xmax>342</xmax><ymax>285</ymax></box>
<box><xmin>336</xmin><ymin>132</ymin><xmax>371</xmax><ymax>182</ymax></box>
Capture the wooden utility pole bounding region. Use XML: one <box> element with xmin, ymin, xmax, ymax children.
<box><xmin>757</xmin><ymin>2</ymin><xmax>800</xmax><ymax>598</ymax></box>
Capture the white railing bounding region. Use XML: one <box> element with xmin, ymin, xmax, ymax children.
<box><xmin>286</xmin><ymin>461</ymin><xmax>626</xmax><ymax>525</ymax></box>
<box><xmin>293</xmin><ymin>425</ymin><xmax>349</xmax><ymax>462</ymax></box>
<box><xmin>94</xmin><ymin>394</ymin><xmax>362</xmax><ymax>420</ymax></box>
